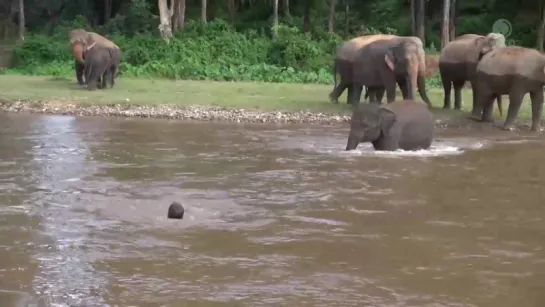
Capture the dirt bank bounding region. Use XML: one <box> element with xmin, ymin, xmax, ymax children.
<box><xmin>0</xmin><ymin>98</ymin><xmax>533</xmax><ymax>131</ymax></box>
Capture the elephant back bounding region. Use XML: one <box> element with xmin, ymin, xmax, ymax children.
<box><xmin>336</xmin><ymin>34</ymin><xmax>397</xmax><ymax>61</ymax></box>
<box><xmin>440</xmin><ymin>33</ymin><xmax>504</xmax><ymax>64</ymax></box>
<box><xmin>69</xmin><ymin>28</ymin><xmax>119</xmax><ymax>50</ymax></box>
<box><xmin>477</xmin><ymin>46</ymin><xmax>545</xmax><ymax>80</ymax></box>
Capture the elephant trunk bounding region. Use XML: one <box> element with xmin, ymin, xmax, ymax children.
<box><xmin>346</xmin><ymin>132</ymin><xmax>360</xmax><ymax>151</ymax></box>
<box><xmin>417</xmin><ymin>75</ymin><xmax>432</xmax><ymax>108</ymax></box>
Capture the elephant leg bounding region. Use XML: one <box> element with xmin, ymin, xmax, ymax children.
<box><xmin>349</xmin><ymin>84</ymin><xmax>363</xmax><ymax>105</ymax></box>
<box><xmin>502</xmin><ymin>89</ymin><xmax>526</xmax><ymax>131</ymax></box>
<box><xmin>469</xmin><ymin>78</ymin><xmax>479</xmax><ymax>114</ymax></box>
<box><xmin>385</xmin><ymin>84</ymin><xmax>396</xmax><ymax>103</ymax></box>
<box><xmin>529</xmin><ymin>90</ymin><xmax>544</xmax><ymax>132</ymax></box>
<box><xmin>441</xmin><ymin>72</ymin><xmax>452</xmax><ymax>109</ymax></box>
<box><xmin>470</xmin><ymin>83</ymin><xmax>491</xmax><ymax>121</ymax></box>
<box><xmin>367</xmin><ymin>87</ymin><xmax>379</xmax><ymax>104</ymax></box>
<box><xmin>346</xmin><ymin>84</ymin><xmax>355</xmax><ymax>104</ymax></box>
<box><xmin>375</xmin><ymin>87</ymin><xmax>385</xmax><ymax>104</ymax></box>
<box><xmin>75</xmin><ymin>60</ymin><xmax>85</xmax><ymax>85</ymax></box>
<box><xmin>329</xmin><ymin>81</ymin><xmax>348</xmax><ymax>104</ymax></box>
<box><xmin>481</xmin><ymin>94</ymin><xmax>498</xmax><ymax>122</ymax></box>
<box><xmin>398</xmin><ymin>78</ymin><xmax>409</xmax><ymax>99</ymax></box>
<box><xmin>453</xmin><ymin>79</ymin><xmax>465</xmax><ymax>110</ymax></box>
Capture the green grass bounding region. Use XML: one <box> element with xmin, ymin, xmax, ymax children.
<box><xmin>0</xmin><ymin>74</ymin><xmax>532</xmax><ymax>122</ymax></box>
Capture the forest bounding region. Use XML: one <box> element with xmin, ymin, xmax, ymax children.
<box><xmin>1</xmin><ymin>0</ymin><xmax>545</xmax><ymax>85</ymax></box>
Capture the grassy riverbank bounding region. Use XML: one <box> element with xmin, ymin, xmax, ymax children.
<box><xmin>0</xmin><ymin>74</ymin><xmax>532</xmax><ymax>125</ymax></box>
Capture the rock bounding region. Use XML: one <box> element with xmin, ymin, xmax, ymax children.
<box><xmin>168</xmin><ymin>201</ymin><xmax>184</xmax><ymax>219</ymax></box>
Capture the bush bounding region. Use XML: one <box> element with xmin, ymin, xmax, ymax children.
<box><xmin>9</xmin><ymin>17</ymin><xmax>441</xmax><ymax>87</ymax></box>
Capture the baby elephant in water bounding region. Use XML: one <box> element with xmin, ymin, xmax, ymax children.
<box><xmin>346</xmin><ymin>100</ymin><xmax>435</xmax><ymax>151</ymax></box>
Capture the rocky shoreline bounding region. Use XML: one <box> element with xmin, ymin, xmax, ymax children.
<box><xmin>0</xmin><ymin>98</ymin><xmax>530</xmax><ymax>130</ymax></box>
<box><xmin>0</xmin><ymin>99</ymin><xmax>352</xmax><ymax>124</ymax></box>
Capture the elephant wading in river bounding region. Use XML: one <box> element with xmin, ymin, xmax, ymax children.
<box><xmin>472</xmin><ymin>46</ymin><xmax>545</xmax><ymax>131</ymax></box>
<box><xmin>348</xmin><ymin>37</ymin><xmax>432</xmax><ymax>107</ymax></box>
<box><xmin>346</xmin><ymin>100</ymin><xmax>435</xmax><ymax>151</ymax></box>
<box><xmin>439</xmin><ymin>33</ymin><xmax>505</xmax><ymax>111</ymax></box>
<box><xmin>329</xmin><ymin>34</ymin><xmax>397</xmax><ymax>104</ymax></box>
<box><xmin>83</xmin><ymin>34</ymin><xmax>121</xmax><ymax>90</ymax></box>
<box><xmin>70</xmin><ymin>28</ymin><xmax>121</xmax><ymax>85</ymax></box>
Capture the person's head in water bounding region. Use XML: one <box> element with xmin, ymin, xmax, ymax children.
<box><xmin>168</xmin><ymin>202</ymin><xmax>184</xmax><ymax>219</ymax></box>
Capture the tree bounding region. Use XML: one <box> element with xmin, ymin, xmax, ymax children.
<box><xmin>538</xmin><ymin>1</ymin><xmax>545</xmax><ymax>52</ymax></box>
<box><xmin>283</xmin><ymin>0</ymin><xmax>290</xmax><ymax>16</ymax></box>
<box><xmin>201</xmin><ymin>0</ymin><xmax>207</xmax><ymax>23</ymax></box>
<box><xmin>441</xmin><ymin>0</ymin><xmax>450</xmax><ymax>48</ymax></box>
<box><xmin>272</xmin><ymin>0</ymin><xmax>279</xmax><ymax>29</ymax></box>
<box><xmin>412</xmin><ymin>0</ymin><xmax>425</xmax><ymax>44</ymax></box>
<box><xmin>449</xmin><ymin>0</ymin><xmax>456</xmax><ymax>40</ymax></box>
<box><xmin>18</xmin><ymin>0</ymin><xmax>24</xmax><ymax>42</ymax></box>
<box><xmin>328</xmin><ymin>0</ymin><xmax>336</xmax><ymax>33</ymax></box>
<box><xmin>172</xmin><ymin>0</ymin><xmax>186</xmax><ymax>32</ymax></box>
<box><xmin>157</xmin><ymin>0</ymin><xmax>173</xmax><ymax>42</ymax></box>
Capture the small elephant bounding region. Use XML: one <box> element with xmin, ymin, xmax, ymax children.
<box><xmin>473</xmin><ymin>46</ymin><xmax>545</xmax><ymax>131</ymax></box>
<box><xmin>329</xmin><ymin>34</ymin><xmax>397</xmax><ymax>104</ymax></box>
<box><xmin>439</xmin><ymin>33</ymin><xmax>505</xmax><ymax>110</ymax></box>
<box><xmin>349</xmin><ymin>37</ymin><xmax>432</xmax><ymax>107</ymax></box>
<box><xmin>83</xmin><ymin>40</ymin><xmax>119</xmax><ymax>90</ymax></box>
<box><xmin>346</xmin><ymin>99</ymin><xmax>435</xmax><ymax>151</ymax></box>
<box><xmin>69</xmin><ymin>28</ymin><xmax>121</xmax><ymax>85</ymax></box>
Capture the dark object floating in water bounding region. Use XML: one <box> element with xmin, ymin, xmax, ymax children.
<box><xmin>168</xmin><ymin>201</ymin><xmax>184</xmax><ymax>219</ymax></box>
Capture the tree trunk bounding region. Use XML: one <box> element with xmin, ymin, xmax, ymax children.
<box><xmin>538</xmin><ymin>1</ymin><xmax>545</xmax><ymax>52</ymax></box>
<box><xmin>272</xmin><ymin>0</ymin><xmax>279</xmax><ymax>28</ymax></box>
<box><xmin>415</xmin><ymin>0</ymin><xmax>425</xmax><ymax>44</ymax></box>
<box><xmin>441</xmin><ymin>0</ymin><xmax>450</xmax><ymax>49</ymax></box>
<box><xmin>104</xmin><ymin>0</ymin><xmax>112</xmax><ymax>24</ymax></box>
<box><xmin>201</xmin><ymin>0</ymin><xmax>207</xmax><ymax>23</ymax></box>
<box><xmin>328</xmin><ymin>0</ymin><xmax>336</xmax><ymax>33</ymax></box>
<box><xmin>410</xmin><ymin>0</ymin><xmax>416</xmax><ymax>35</ymax></box>
<box><xmin>228</xmin><ymin>0</ymin><xmax>236</xmax><ymax>26</ymax></box>
<box><xmin>344</xmin><ymin>0</ymin><xmax>349</xmax><ymax>39</ymax></box>
<box><xmin>172</xmin><ymin>0</ymin><xmax>186</xmax><ymax>32</ymax></box>
<box><xmin>303</xmin><ymin>0</ymin><xmax>311</xmax><ymax>32</ymax></box>
<box><xmin>157</xmin><ymin>0</ymin><xmax>173</xmax><ymax>42</ymax></box>
<box><xmin>283</xmin><ymin>0</ymin><xmax>290</xmax><ymax>17</ymax></box>
<box><xmin>449</xmin><ymin>0</ymin><xmax>456</xmax><ymax>40</ymax></box>
<box><xmin>18</xmin><ymin>0</ymin><xmax>24</xmax><ymax>42</ymax></box>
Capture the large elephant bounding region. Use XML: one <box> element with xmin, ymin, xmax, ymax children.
<box><xmin>69</xmin><ymin>28</ymin><xmax>121</xmax><ymax>85</ymax></box>
<box><xmin>472</xmin><ymin>46</ymin><xmax>545</xmax><ymax>132</ymax></box>
<box><xmin>329</xmin><ymin>34</ymin><xmax>397</xmax><ymax>104</ymax></box>
<box><xmin>362</xmin><ymin>53</ymin><xmax>441</xmax><ymax>102</ymax></box>
<box><xmin>439</xmin><ymin>33</ymin><xmax>505</xmax><ymax>111</ymax></box>
<box><xmin>83</xmin><ymin>37</ymin><xmax>120</xmax><ymax>90</ymax></box>
<box><xmin>345</xmin><ymin>99</ymin><xmax>435</xmax><ymax>151</ymax></box>
<box><xmin>348</xmin><ymin>37</ymin><xmax>432</xmax><ymax>107</ymax></box>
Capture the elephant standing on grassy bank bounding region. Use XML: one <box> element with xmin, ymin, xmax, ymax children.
<box><xmin>439</xmin><ymin>33</ymin><xmax>505</xmax><ymax>111</ymax></box>
<box><xmin>69</xmin><ymin>29</ymin><xmax>121</xmax><ymax>85</ymax></box>
<box><xmin>473</xmin><ymin>46</ymin><xmax>545</xmax><ymax>131</ymax></box>
<box><xmin>347</xmin><ymin>37</ymin><xmax>432</xmax><ymax>107</ymax></box>
<box><xmin>329</xmin><ymin>34</ymin><xmax>397</xmax><ymax>104</ymax></box>
<box><xmin>346</xmin><ymin>100</ymin><xmax>434</xmax><ymax>151</ymax></box>
<box><xmin>83</xmin><ymin>34</ymin><xmax>122</xmax><ymax>90</ymax></box>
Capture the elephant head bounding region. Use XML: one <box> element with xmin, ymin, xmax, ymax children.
<box><xmin>384</xmin><ymin>40</ymin><xmax>421</xmax><ymax>100</ymax></box>
<box><xmin>346</xmin><ymin>103</ymin><xmax>396</xmax><ymax>151</ymax></box>
<box><xmin>475</xmin><ymin>33</ymin><xmax>506</xmax><ymax>60</ymax></box>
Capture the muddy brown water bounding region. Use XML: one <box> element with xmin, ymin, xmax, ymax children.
<box><xmin>1</xmin><ymin>113</ymin><xmax>545</xmax><ymax>307</ymax></box>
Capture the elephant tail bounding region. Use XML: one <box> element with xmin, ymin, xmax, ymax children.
<box><xmin>332</xmin><ymin>60</ymin><xmax>338</xmax><ymax>89</ymax></box>
<box><xmin>496</xmin><ymin>95</ymin><xmax>503</xmax><ymax>117</ymax></box>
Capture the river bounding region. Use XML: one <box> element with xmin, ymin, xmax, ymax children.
<box><xmin>0</xmin><ymin>113</ymin><xmax>544</xmax><ymax>307</ymax></box>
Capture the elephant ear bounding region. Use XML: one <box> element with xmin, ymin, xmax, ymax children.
<box><xmin>378</xmin><ymin>108</ymin><xmax>396</xmax><ymax>136</ymax></box>
<box><xmin>384</xmin><ymin>49</ymin><xmax>395</xmax><ymax>71</ymax></box>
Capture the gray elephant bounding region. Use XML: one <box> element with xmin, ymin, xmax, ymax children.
<box><xmin>345</xmin><ymin>99</ymin><xmax>435</xmax><ymax>151</ymax></box>
<box><xmin>472</xmin><ymin>46</ymin><xmax>545</xmax><ymax>131</ymax></box>
<box><xmin>329</xmin><ymin>34</ymin><xmax>398</xmax><ymax>104</ymax></box>
<box><xmin>70</xmin><ymin>29</ymin><xmax>121</xmax><ymax>86</ymax></box>
<box><xmin>347</xmin><ymin>37</ymin><xmax>432</xmax><ymax>107</ymax></box>
<box><xmin>83</xmin><ymin>39</ymin><xmax>121</xmax><ymax>90</ymax></box>
<box><xmin>439</xmin><ymin>33</ymin><xmax>505</xmax><ymax>111</ymax></box>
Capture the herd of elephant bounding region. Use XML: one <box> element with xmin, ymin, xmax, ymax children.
<box><xmin>66</xmin><ymin>29</ymin><xmax>545</xmax><ymax>152</ymax></box>
<box><xmin>335</xmin><ymin>32</ymin><xmax>545</xmax><ymax>151</ymax></box>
